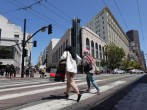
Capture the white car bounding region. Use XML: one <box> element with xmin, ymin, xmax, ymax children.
<box><xmin>130</xmin><ymin>69</ymin><xmax>144</xmax><ymax>74</ymax></box>
<box><xmin>113</xmin><ymin>69</ymin><xmax>126</xmax><ymax>74</ymax></box>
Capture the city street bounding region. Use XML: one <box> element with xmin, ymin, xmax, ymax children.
<box><xmin>0</xmin><ymin>73</ymin><xmax>145</xmax><ymax>110</ymax></box>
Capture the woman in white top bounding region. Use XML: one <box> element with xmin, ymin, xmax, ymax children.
<box><xmin>59</xmin><ymin>45</ymin><xmax>82</xmax><ymax>102</ymax></box>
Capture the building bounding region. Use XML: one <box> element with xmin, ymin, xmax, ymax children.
<box><xmin>46</xmin><ymin>18</ymin><xmax>106</xmax><ymax>71</ymax></box>
<box><xmin>126</xmin><ymin>30</ymin><xmax>141</xmax><ymax>60</ymax></box>
<box><xmin>85</xmin><ymin>7</ymin><xmax>130</xmax><ymax>58</ymax></box>
<box><xmin>126</xmin><ymin>30</ymin><xmax>146</xmax><ymax>68</ymax></box>
<box><xmin>0</xmin><ymin>15</ymin><xmax>32</xmax><ymax>71</ymax></box>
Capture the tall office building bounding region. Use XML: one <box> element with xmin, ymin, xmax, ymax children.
<box><xmin>85</xmin><ymin>7</ymin><xmax>129</xmax><ymax>57</ymax></box>
<box><xmin>126</xmin><ymin>30</ymin><xmax>146</xmax><ymax>68</ymax></box>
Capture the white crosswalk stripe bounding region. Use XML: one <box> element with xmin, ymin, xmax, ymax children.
<box><xmin>0</xmin><ymin>75</ymin><xmax>129</xmax><ymax>100</ymax></box>
<box><xmin>20</xmin><ymin>81</ymin><xmax>126</xmax><ymax>110</ymax></box>
<box><xmin>0</xmin><ymin>74</ymin><xmax>140</xmax><ymax>110</ymax></box>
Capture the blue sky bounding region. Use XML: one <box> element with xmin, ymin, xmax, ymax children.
<box><xmin>0</xmin><ymin>0</ymin><xmax>147</xmax><ymax>65</ymax></box>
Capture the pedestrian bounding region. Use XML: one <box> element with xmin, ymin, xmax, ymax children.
<box><xmin>59</xmin><ymin>45</ymin><xmax>82</xmax><ymax>102</ymax></box>
<box><xmin>5</xmin><ymin>64</ymin><xmax>10</xmax><ymax>78</ymax></box>
<box><xmin>82</xmin><ymin>49</ymin><xmax>101</xmax><ymax>95</ymax></box>
<box><xmin>25</xmin><ymin>67</ymin><xmax>30</xmax><ymax>77</ymax></box>
<box><xmin>9</xmin><ymin>64</ymin><xmax>15</xmax><ymax>79</ymax></box>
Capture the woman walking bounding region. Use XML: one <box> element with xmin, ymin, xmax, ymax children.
<box><xmin>82</xmin><ymin>49</ymin><xmax>101</xmax><ymax>95</ymax></box>
<box><xmin>59</xmin><ymin>45</ymin><xmax>82</xmax><ymax>102</ymax></box>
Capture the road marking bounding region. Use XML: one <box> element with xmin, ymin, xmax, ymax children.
<box><xmin>0</xmin><ymin>80</ymin><xmax>101</xmax><ymax>100</ymax></box>
<box><xmin>0</xmin><ymin>75</ymin><xmax>131</xmax><ymax>92</ymax></box>
<box><xmin>0</xmin><ymin>80</ymin><xmax>82</xmax><ymax>92</ymax></box>
<box><xmin>20</xmin><ymin>81</ymin><xmax>126</xmax><ymax>110</ymax></box>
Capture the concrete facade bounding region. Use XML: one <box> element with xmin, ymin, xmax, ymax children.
<box><xmin>46</xmin><ymin>27</ymin><xmax>106</xmax><ymax>70</ymax></box>
<box><xmin>0</xmin><ymin>15</ymin><xmax>32</xmax><ymax>70</ymax></box>
<box><xmin>85</xmin><ymin>7</ymin><xmax>130</xmax><ymax>58</ymax></box>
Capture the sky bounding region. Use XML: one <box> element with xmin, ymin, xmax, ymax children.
<box><xmin>0</xmin><ymin>0</ymin><xmax>147</xmax><ymax>65</ymax></box>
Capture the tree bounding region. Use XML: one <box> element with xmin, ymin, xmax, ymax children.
<box><xmin>120</xmin><ymin>58</ymin><xmax>129</xmax><ymax>70</ymax></box>
<box><xmin>128</xmin><ymin>60</ymin><xmax>142</xmax><ymax>69</ymax></box>
<box><xmin>104</xmin><ymin>43</ymin><xmax>125</xmax><ymax>70</ymax></box>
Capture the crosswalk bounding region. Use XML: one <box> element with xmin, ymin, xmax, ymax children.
<box><xmin>0</xmin><ymin>74</ymin><xmax>144</xmax><ymax>110</ymax></box>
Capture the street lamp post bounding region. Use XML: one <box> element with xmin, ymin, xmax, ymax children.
<box><xmin>21</xmin><ymin>19</ymin><xmax>52</xmax><ymax>78</ymax></box>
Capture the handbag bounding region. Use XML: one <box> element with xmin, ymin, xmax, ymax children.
<box><xmin>58</xmin><ymin>59</ymin><xmax>66</xmax><ymax>72</ymax></box>
<box><xmin>55</xmin><ymin>52</ymin><xmax>68</xmax><ymax>82</ymax></box>
<box><xmin>95</xmin><ymin>69</ymin><xmax>100</xmax><ymax>75</ymax></box>
<box><xmin>83</xmin><ymin>55</ymin><xmax>93</xmax><ymax>73</ymax></box>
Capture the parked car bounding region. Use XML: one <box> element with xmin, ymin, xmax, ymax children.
<box><xmin>113</xmin><ymin>68</ymin><xmax>126</xmax><ymax>74</ymax></box>
<box><xmin>130</xmin><ymin>69</ymin><xmax>144</xmax><ymax>74</ymax></box>
<box><xmin>49</xmin><ymin>68</ymin><xmax>57</xmax><ymax>78</ymax></box>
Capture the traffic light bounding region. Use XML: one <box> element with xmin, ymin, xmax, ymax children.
<box><xmin>48</xmin><ymin>24</ymin><xmax>52</xmax><ymax>34</ymax></box>
<box><xmin>33</xmin><ymin>41</ymin><xmax>37</xmax><ymax>47</ymax></box>
<box><xmin>24</xmin><ymin>49</ymin><xmax>28</xmax><ymax>57</ymax></box>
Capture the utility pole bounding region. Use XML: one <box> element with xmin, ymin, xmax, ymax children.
<box><xmin>21</xmin><ymin>19</ymin><xmax>26</xmax><ymax>78</ymax></box>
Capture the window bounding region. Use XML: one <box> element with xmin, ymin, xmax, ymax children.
<box><xmin>63</xmin><ymin>42</ymin><xmax>65</xmax><ymax>51</ymax></box>
<box><xmin>0</xmin><ymin>46</ymin><xmax>14</xmax><ymax>59</ymax></box>
<box><xmin>99</xmin><ymin>45</ymin><xmax>102</xmax><ymax>59</ymax></box>
<box><xmin>86</xmin><ymin>38</ymin><xmax>90</xmax><ymax>50</ymax></box>
<box><xmin>61</xmin><ymin>45</ymin><xmax>62</xmax><ymax>55</ymax></box>
<box><xmin>66</xmin><ymin>39</ymin><xmax>68</xmax><ymax>47</ymax></box>
<box><xmin>96</xmin><ymin>43</ymin><xmax>98</xmax><ymax>59</ymax></box>
<box><xmin>14</xmin><ymin>34</ymin><xmax>19</xmax><ymax>38</ymax></box>
<box><xmin>91</xmin><ymin>41</ymin><xmax>94</xmax><ymax>58</ymax></box>
<box><xmin>59</xmin><ymin>47</ymin><xmax>60</xmax><ymax>60</ymax></box>
<box><xmin>0</xmin><ymin>29</ymin><xmax>1</xmax><ymax>40</ymax></box>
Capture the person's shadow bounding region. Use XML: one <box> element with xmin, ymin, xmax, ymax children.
<box><xmin>42</xmin><ymin>90</ymin><xmax>85</xmax><ymax>101</ymax></box>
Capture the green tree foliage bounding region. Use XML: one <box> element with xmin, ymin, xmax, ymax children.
<box><xmin>128</xmin><ymin>60</ymin><xmax>142</xmax><ymax>69</ymax></box>
<box><xmin>104</xmin><ymin>43</ymin><xmax>125</xmax><ymax>70</ymax></box>
<box><xmin>120</xmin><ymin>58</ymin><xmax>129</xmax><ymax>70</ymax></box>
<box><xmin>100</xmin><ymin>59</ymin><xmax>106</xmax><ymax>67</ymax></box>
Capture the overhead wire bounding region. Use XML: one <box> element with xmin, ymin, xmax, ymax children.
<box><xmin>6</xmin><ymin>0</ymin><xmax>68</xmax><ymax>31</ymax></box>
<box><xmin>15</xmin><ymin>0</ymin><xmax>67</xmax><ymax>30</ymax></box>
<box><xmin>45</xmin><ymin>0</ymin><xmax>72</xmax><ymax>20</ymax></box>
<box><xmin>38</xmin><ymin>2</ymin><xmax>71</xmax><ymax>24</ymax></box>
<box><xmin>113</xmin><ymin>0</ymin><xmax>129</xmax><ymax>31</ymax></box>
<box><xmin>136</xmin><ymin>0</ymin><xmax>146</xmax><ymax>52</ymax></box>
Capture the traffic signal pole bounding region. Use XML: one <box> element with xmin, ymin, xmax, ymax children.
<box><xmin>21</xmin><ymin>22</ymin><xmax>52</xmax><ymax>78</ymax></box>
<box><xmin>21</xmin><ymin>19</ymin><xmax>26</xmax><ymax>78</ymax></box>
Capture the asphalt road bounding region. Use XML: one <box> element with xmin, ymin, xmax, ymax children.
<box><xmin>0</xmin><ymin>73</ymin><xmax>145</xmax><ymax>110</ymax></box>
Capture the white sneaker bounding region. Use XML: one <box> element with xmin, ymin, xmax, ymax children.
<box><xmin>97</xmin><ymin>91</ymin><xmax>101</xmax><ymax>95</ymax></box>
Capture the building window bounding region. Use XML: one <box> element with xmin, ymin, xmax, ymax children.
<box><xmin>91</xmin><ymin>41</ymin><xmax>95</xmax><ymax>58</ymax></box>
<box><xmin>0</xmin><ymin>46</ymin><xmax>14</xmax><ymax>59</ymax></box>
<box><xmin>14</xmin><ymin>34</ymin><xmax>19</xmax><ymax>38</ymax></box>
<box><xmin>86</xmin><ymin>38</ymin><xmax>90</xmax><ymax>50</ymax></box>
<box><xmin>0</xmin><ymin>29</ymin><xmax>1</xmax><ymax>39</ymax></box>
<box><xmin>99</xmin><ymin>45</ymin><xmax>102</xmax><ymax>59</ymax></box>
<box><xmin>96</xmin><ymin>43</ymin><xmax>98</xmax><ymax>59</ymax></box>
<box><xmin>61</xmin><ymin>45</ymin><xmax>63</xmax><ymax>55</ymax></box>
<box><xmin>63</xmin><ymin>42</ymin><xmax>65</xmax><ymax>51</ymax></box>
<box><xmin>59</xmin><ymin>47</ymin><xmax>60</xmax><ymax>60</ymax></box>
<box><xmin>66</xmin><ymin>39</ymin><xmax>68</xmax><ymax>47</ymax></box>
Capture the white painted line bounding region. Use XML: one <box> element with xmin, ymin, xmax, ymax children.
<box><xmin>0</xmin><ymin>80</ymin><xmax>101</xmax><ymax>100</ymax></box>
<box><xmin>0</xmin><ymin>80</ymin><xmax>81</xmax><ymax>92</ymax></box>
<box><xmin>0</xmin><ymin>75</ymin><xmax>130</xmax><ymax>92</ymax></box>
<box><xmin>20</xmin><ymin>81</ymin><xmax>126</xmax><ymax>110</ymax></box>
